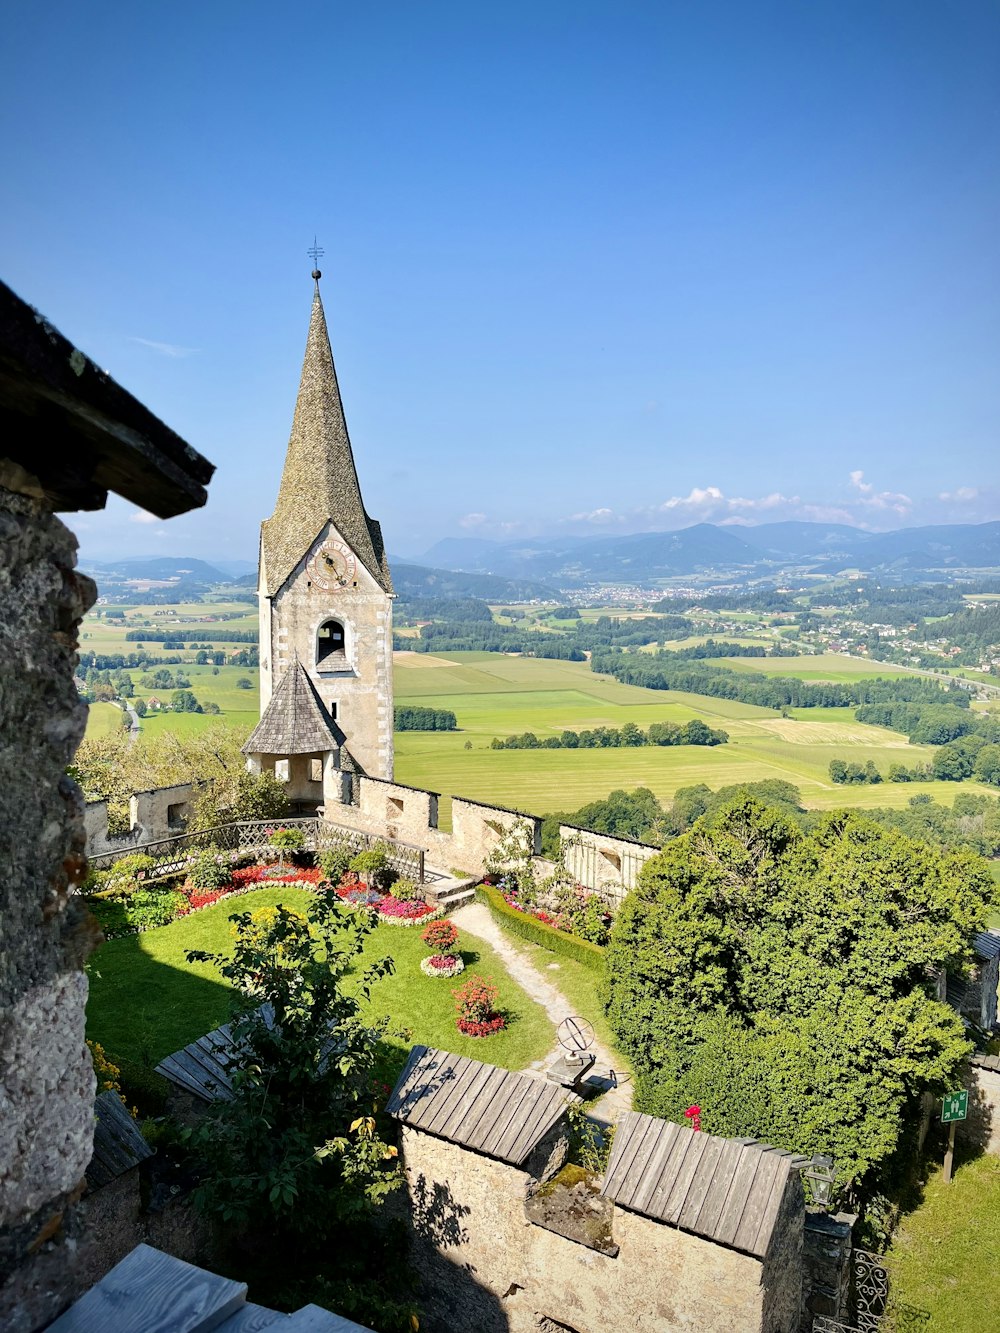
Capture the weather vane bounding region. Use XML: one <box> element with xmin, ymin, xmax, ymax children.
<box><xmin>308</xmin><ymin>236</ymin><xmax>324</xmax><ymax>280</ymax></box>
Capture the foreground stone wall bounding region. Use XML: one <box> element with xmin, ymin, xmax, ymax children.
<box><xmin>0</xmin><ymin>488</ymin><xmax>98</xmax><ymax>1328</ymax></box>
<box><xmin>401</xmin><ymin>1125</ymin><xmax>799</xmax><ymax>1333</ymax></box>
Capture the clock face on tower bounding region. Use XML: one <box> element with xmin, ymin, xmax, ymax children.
<box><xmin>307</xmin><ymin>539</ymin><xmax>358</xmax><ymax>591</ymax></box>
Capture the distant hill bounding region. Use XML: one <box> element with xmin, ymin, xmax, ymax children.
<box><xmin>392</xmin><ymin>561</ymin><xmax>557</xmax><ymax>602</ymax></box>
<box><xmin>414</xmin><ymin>520</ymin><xmax>1000</xmax><ymax>585</ymax></box>
<box><xmin>82</xmin><ymin>556</ymin><xmax>228</xmax><ymax>584</ymax></box>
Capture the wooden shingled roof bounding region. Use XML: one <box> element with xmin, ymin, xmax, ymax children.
<box><xmin>242</xmin><ymin>660</ymin><xmax>347</xmax><ymax>757</ymax></box>
<box><xmin>155</xmin><ymin>1006</ymin><xmax>345</xmax><ymax>1103</ymax></box>
<box><xmin>86</xmin><ymin>1091</ymin><xmax>154</xmax><ymax>1188</ymax></box>
<box><xmin>386</xmin><ymin>1045</ymin><xmax>581</xmax><ymax>1166</ymax></box>
<box><xmin>154</xmin><ymin>1018</ymin><xmax>242</xmax><ymax>1103</ymax></box>
<box><xmin>602</xmin><ymin>1112</ymin><xmax>804</xmax><ymax>1259</ymax></box>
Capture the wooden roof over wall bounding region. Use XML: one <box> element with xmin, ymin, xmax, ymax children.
<box><xmin>386</xmin><ymin>1045</ymin><xmax>580</xmax><ymax>1167</ymax></box>
<box><xmin>0</xmin><ymin>279</ymin><xmax>214</xmax><ymax>514</ymax></box>
<box><xmin>85</xmin><ymin>1091</ymin><xmax>154</xmax><ymax>1188</ymax></box>
<box><xmin>602</xmin><ymin>1111</ymin><xmax>804</xmax><ymax>1259</ymax></box>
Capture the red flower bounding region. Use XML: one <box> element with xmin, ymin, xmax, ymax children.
<box><xmin>684</xmin><ymin>1104</ymin><xmax>702</xmax><ymax>1132</ymax></box>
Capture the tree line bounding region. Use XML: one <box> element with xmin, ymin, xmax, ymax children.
<box><xmin>393</xmin><ymin>706</ymin><xmax>458</xmax><ymax>731</ymax></box>
<box><xmin>490</xmin><ymin>719</ymin><xmax>727</xmax><ymax>751</ymax></box>
<box><xmin>591</xmin><ymin>649</ymin><xmax>967</xmax><ymax>711</ymax></box>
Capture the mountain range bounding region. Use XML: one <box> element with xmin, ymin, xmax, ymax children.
<box><xmin>418</xmin><ymin>521</ymin><xmax>1000</xmax><ymax>586</ymax></box>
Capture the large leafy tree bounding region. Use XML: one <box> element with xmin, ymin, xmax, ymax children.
<box><xmin>605</xmin><ymin>797</ymin><xmax>996</xmax><ymax>1190</ymax></box>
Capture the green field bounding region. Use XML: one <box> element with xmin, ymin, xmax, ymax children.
<box><xmin>86</xmin><ymin>702</ymin><xmax>127</xmax><ymax>737</ymax></box>
<box><xmin>720</xmin><ymin>652</ymin><xmax>912</xmax><ymax>680</ymax></box>
<box><xmin>393</xmin><ymin>651</ymin><xmax>990</xmax><ymax>817</ymax></box>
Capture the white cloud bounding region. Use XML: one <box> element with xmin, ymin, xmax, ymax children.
<box><xmin>458</xmin><ymin>512</ymin><xmax>488</xmax><ymax>529</ymax></box>
<box><xmin>129</xmin><ymin>509</ymin><xmax>159</xmax><ymax>524</ymax></box>
<box><xmin>848</xmin><ymin>470</ymin><xmax>911</xmax><ymax>515</ymax></box>
<box><xmin>570</xmin><ymin>507</ymin><xmax>617</xmax><ymax>524</ymax></box>
<box><xmin>129</xmin><ymin>336</ymin><xmax>199</xmax><ymax>358</ymax></box>
<box><xmin>939</xmin><ymin>487</ymin><xmax>978</xmax><ymax>502</ymax></box>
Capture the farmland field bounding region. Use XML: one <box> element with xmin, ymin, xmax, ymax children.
<box><xmin>85</xmin><ymin>702</ymin><xmax>126</xmax><ymax>737</ymax></box>
<box><xmin>393</xmin><ymin>651</ymin><xmax>989</xmax><ymax>819</ymax></box>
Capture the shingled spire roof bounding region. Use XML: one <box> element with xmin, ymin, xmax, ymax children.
<box><xmin>260</xmin><ymin>278</ymin><xmax>393</xmax><ymax>597</ymax></box>
<box><xmin>242</xmin><ymin>660</ymin><xmax>347</xmax><ymax>756</ymax></box>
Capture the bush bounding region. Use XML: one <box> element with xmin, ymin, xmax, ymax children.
<box><xmin>350</xmin><ymin>844</ymin><xmax>394</xmax><ymax>891</ymax></box>
<box><xmin>269</xmin><ymin>826</ymin><xmax>307</xmax><ymax>852</ymax></box>
<box><xmin>189</xmin><ymin>848</ymin><xmax>231</xmax><ymax>891</ymax></box>
<box><xmin>476</xmin><ymin>884</ymin><xmax>606</xmax><ymax>972</ymax></box>
<box><xmin>127</xmin><ymin>885</ymin><xmax>187</xmax><ymax>930</ymax></box>
<box><xmin>390</xmin><ymin>877</ymin><xmax>419</xmax><ymax>902</ymax></box>
<box><xmin>421</xmin><ymin>919</ymin><xmax>459</xmax><ymax>955</ymax></box>
<box><xmin>320</xmin><ymin>846</ymin><xmax>353</xmax><ymax>882</ymax></box>
<box><xmin>453</xmin><ymin>975</ymin><xmax>505</xmax><ymax>1036</ymax></box>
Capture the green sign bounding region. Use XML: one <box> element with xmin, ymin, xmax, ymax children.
<box><xmin>942</xmin><ymin>1090</ymin><xmax>969</xmax><ymax>1123</ymax></box>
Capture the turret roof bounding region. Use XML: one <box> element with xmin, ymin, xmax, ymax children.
<box><xmin>260</xmin><ymin>280</ymin><xmax>393</xmax><ymax>597</ymax></box>
<box><xmin>242</xmin><ymin>659</ymin><xmax>346</xmax><ymax>756</ymax></box>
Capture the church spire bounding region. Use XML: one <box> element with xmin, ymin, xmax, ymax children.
<box><xmin>260</xmin><ymin>274</ymin><xmax>393</xmax><ymax>597</ymax></box>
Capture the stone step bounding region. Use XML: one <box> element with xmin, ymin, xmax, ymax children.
<box><xmin>434</xmin><ymin>887</ymin><xmax>477</xmax><ymax>909</ymax></box>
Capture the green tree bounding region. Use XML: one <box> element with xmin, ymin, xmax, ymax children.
<box><xmin>605</xmin><ymin>798</ymin><xmax>995</xmax><ymax>1193</ymax></box>
<box><xmin>184</xmin><ymin>892</ymin><xmax>414</xmax><ymax>1326</ymax></box>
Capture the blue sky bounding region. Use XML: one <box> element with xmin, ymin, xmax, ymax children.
<box><xmin>2</xmin><ymin>1</ymin><xmax>997</xmax><ymax>562</ymax></box>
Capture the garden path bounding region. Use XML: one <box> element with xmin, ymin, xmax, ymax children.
<box><xmin>452</xmin><ymin>900</ymin><xmax>633</xmax><ymax>1125</ymax></box>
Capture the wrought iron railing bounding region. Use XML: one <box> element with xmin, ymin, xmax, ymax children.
<box><xmin>812</xmin><ymin>1249</ymin><xmax>929</xmax><ymax>1333</ymax></box>
<box><xmin>87</xmin><ymin>817</ymin><xmax>425</xmax><ymax>889</ymax></box>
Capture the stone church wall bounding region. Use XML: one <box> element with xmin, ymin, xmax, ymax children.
<box><xmin>400</xmin><ymin>1124</ymin><xmax>798</xmax><ymax>1333</ymax></box>
<box><xmin>0</xmin><ymin>489</ymin><xmax>99</xmax><ymax>1330</ymax></box>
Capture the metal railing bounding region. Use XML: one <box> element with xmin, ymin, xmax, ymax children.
<box><xmin>87</xmin><ymin>816</ymin><xmax>425</xmax><ymax>889</ymax></box>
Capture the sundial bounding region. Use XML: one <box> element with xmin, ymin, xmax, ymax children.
<box><xmin>547</xmin><ymin>1016</ymin><xmax>597</xmax><ymax>1090</ymax></box>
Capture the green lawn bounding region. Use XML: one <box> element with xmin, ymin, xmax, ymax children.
<box><xmin>888</xmin><ymin>1153</ymin><xmax>1000</xmax><ymax>1331</ymax></box>
<box><xmin>84</xmin><ymin>702</ymin><xmax>127</xmax><ymax>739</ymax></box>
<box><xmin>393</xmin><ymin>652</ymin><xmax>989</xmax><ymax>818</ymax></box>
<box><xmin>85</xmin><ymin>887</ymin><xmax>555</xmax><ymax>1076</ymax></box>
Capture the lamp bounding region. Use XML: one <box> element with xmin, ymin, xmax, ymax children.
<box><xmin>804</xmin><ymin>1153</ymin><xmax>836</xmax><ymax>1208</ymax></box>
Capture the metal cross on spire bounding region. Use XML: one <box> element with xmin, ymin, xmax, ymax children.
<box><xmin>307</xmin><ymin>236</ymin><xmax>324</xmax><ymax>281</ymax></box>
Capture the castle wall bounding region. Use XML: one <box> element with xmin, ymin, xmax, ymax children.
<box><xmin>960</xmin><ymin>1058</ymin><xmax>1000</xmax><ymax>1157</ymax></box>
<box><xmin>85</xmin><ymin>783</ymin><xmax>197</xmax><ymax>857</ymax></box>
<box><xmin>560</xmin><ymin>824</ymin><xmax>660</xmax><ymax>904</ymax></box>
<box><xmin>400</xmin><ymin>1125</ymin><xmax>796</xmax><ymax>1333</ymax></box>
<box><xmin>0</xmin><ymin>489</ymin><xmax>99</xmax><ymax>1328</ymax></box>
<box><xmin>261</xmin><ymin>520</ymin><xmax>393</xmax><ymax>780</ymax></box>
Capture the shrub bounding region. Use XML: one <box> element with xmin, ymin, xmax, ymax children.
<box><xmin>319</xmin><ymin>846</ymin><xmax>353</xmax><ymax>882</ymax></box>
<box><xmin>390</xmin><ymin>877</ymin><xmax>419</xmax><ymax>902</ymax></box>
<box><xmin>188</xmin><ymin>848</ymin><xmax>231</xmax><ymax>891</ymax></box>
<box><xmin>350</xmin><ymin>844</ymin><xmax>393</xmax><ymax>891</ymax></box>
<box><xmin>126</xmin><ymin>885</ymin><xmax>187</xmax><ymax>931</ymax></box>
<box><xmin>269</xmin><ymin>826</ymin><xmax>307</xmax><ymax>852</ymax></box>
<box><xmin>419</xmin><ymin>954</ymin><xmax>465</xmax><ymax>978</ymax></box>
<box><xmin>476</xmin><ymin>884</ymin><xmax>606</xmax><ymax>972</ymax></box>
<box><xmin>421</xmin><ymin>919</ymin><xmax>459</xmax><ymax>954</ymax></box>
<box><xmin>453</xmin><ymin>975</ymin><xmax>504</xmax><ymax>1036</ymax></box>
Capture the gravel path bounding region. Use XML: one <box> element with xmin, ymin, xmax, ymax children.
<box><xmin>452</xmin><ymin>900</ymin><xmax>633</xmax><ymax>1124</ymax></box>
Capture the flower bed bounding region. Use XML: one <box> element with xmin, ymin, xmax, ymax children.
<box><xmin>419</xmin><ymin>953</ymin><xmax>465</xmax><ymax>978</ymax></box>
<box><xmin>86</xmin><ymin>856</ymin><xmax>441</xmax><ymax>938</ymax></box>
<box><xmin>231</xmin><ymin>865</ymin><xmax>323</xmax><ymax>888</ymax></box>
<box><xmin>457</xmin><ymin>1014</ymin><xmax>506</xmax><ymax>1037</ymax></box>
<box><xmin>377</xmin><ymin>895</ymin><xmax>443</xmax><ymax>927</ymax></box>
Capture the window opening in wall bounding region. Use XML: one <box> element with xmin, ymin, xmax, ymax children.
<box><xmin>599</xmin><ymin>848</ymin><xmax>622</xmax><ymax>872</ymax></box>
<box><xmin>309</xmin><ymin>758</ymin><xmax>323</xmax><ymax>783</ymax></box>
<box><xmin>317</xmin><ymin>619</ymin><xmax>345</xmax><ymax>666</ymax></box>
<box><xmin>387</xmin><ymin>796</ymin><xmax>404</xmax><ymax>818</ymax></box>
<box><xmin>275</xmin><ymin>759</ymin><xmax>290</xmax><ymax>783</ymax></box>
<box><xmin>166</xmin><ymin>802</ymin><xmax>188</xmax><ymax>830</ymax></box>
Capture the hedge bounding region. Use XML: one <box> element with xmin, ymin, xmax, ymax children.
<box><xmin>475</xmin><ymin>884</ymin><xmax>606</xmax><ymax>973</ymax></box>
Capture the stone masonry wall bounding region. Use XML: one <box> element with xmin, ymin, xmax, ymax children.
<box><xmin>401</xmin><ymin>1125</ymin><xmax>793</xmax><ymax>1333</ymax></box>
<box><xmin>84</xmin><ymin>782</ymin><xmax>198</xmax><ymax>857</ymax></box>
<box><xmin>0</xmin><ymin>488</ymin><xmax>99</xmax><ymax>1328</ymax></box>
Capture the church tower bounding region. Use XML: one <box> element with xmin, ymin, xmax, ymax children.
<box><xmin>245</xmin><ymin>268</ymin><xmax>394</xmax><ymax>804</ymax></box>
